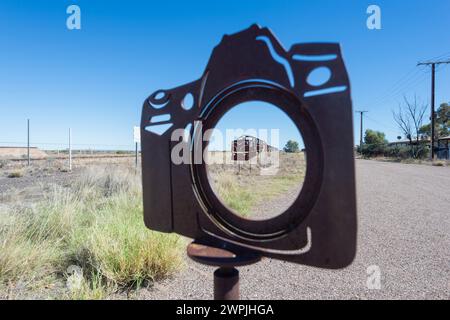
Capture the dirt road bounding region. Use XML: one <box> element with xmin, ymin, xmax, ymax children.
<box><xmin>143</xmin><ymin>160</ymin><xmax>450</xmax><ymax>300</ymax></box>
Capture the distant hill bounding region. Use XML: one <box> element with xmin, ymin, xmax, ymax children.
<box><xmin>0</xmin><ymin>147</ymin><xmax>47</xmax><ymax>160</ymax></box>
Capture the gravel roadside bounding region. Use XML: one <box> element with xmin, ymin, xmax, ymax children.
<box><xmin>251</xmin><ymin>184</ymin><xmax>301</xmax><ymax>220</ymax></box>
<box><xmin>141</xmin><ymin>159</ymin><xmax>450</xmax><ymax>300</ymax></box>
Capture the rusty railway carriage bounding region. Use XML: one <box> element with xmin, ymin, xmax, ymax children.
<box><xmin>231</xmin><ymin>135</ymin><xmax>276</xmax><ymax>161</ymax></box>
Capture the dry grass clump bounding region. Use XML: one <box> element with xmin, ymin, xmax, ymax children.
<box><xmin>7</xmin><ymin>170</ymin><xmax>24</xmax><ymax>178</ymax></box>
<box><xmin>432</xmin><ymin>160</ymin><xmax>447</xmax><ymax>167</ymax></box>
<box><xmin>0</xmin><ymin>166</ymin><xmax>183</xmax><ymax>299</ymax></box>
<box><xmin>0</xmin><ymin>159</ymin><xmax>9</xmax><ymax>168</ymax></box>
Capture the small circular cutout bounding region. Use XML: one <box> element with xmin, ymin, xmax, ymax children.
<box><xmin>307</xmin><ymin>67</ymin><xmax>331</xmax><ymax>87</ymax></box>
<box><xmin>154</xmin><ymin>91</ymin><xmax>166</xmax><ymax>100</ymax></box>
<box><xmin>182</xmin><ymin>93</ymin><xmax>194</xmax><ymax>110</ymax></box>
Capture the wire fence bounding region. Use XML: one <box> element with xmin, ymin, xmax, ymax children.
<box><xmin>0</xmin><ymin>139</ymin><xmax>141</xmax><ymax>167</ymax></box>
<box><xmin>0</xmin><ymin>141</ymin><xmax>136</xmax><ymax>151</ymax></box>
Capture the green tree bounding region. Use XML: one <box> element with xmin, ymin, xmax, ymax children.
<box><xmin>360</xmin><ymin>129</ymin><xmax>388</xmax><ymax>157</ymax></box>
<box><xmin>419</xmin><ymin>102</ymin><xmax>450</xmax><ymax>138</ymax></box>
<box><xmin>364</xmin><ymin>129</ymin><xmax>388</xmax><ymax>145</ymax></box>
<box><xmin>283</xmin><ymin>140</ymin><xmax>300</xmax><ymax>153</ymax></box>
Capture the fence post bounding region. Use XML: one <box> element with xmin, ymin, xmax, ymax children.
<box><xmin>69</xmin><ymin>128</ymin><xmax>72</xmax><ymax>171</ymax></box>
<box><xmin>27</xmin><ymin>119</ymin><xmax>30</xmax><ymax>166</ymax></box>
<box><xmin>135</xmin><ymin>142</ymin><xmax>138</xmax><ymax>171</ymax></box>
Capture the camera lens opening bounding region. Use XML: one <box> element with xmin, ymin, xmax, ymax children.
<box><xmin>204</xmin><ymin>101</ymin><xmax>306</xmax><ymax>221</ymax></box>
<box><xmin>192</xmin><ymin>83</ymin><xmax>322</xmax><ymax>240</ymax></box>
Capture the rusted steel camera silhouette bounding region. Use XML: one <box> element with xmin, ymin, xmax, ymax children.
<box><xmin>140</xmin><ymin>25</ymin><xmax>357</xmax><ymax>269</ymax></box>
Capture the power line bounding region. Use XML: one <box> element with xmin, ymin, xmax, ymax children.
<box><xmin>417</xmin><ymin>59</ymin><xmax>450</xmax><ymax>67</ymax></box>
<box><xmin>370</xmin><ymin>67</ymin><xmax>429</xmax><ymax>107</ymax></box>
<box><xmin>374</xmin><ymin>63</ymin><xmax>448</xmax><ymax>108</ymax></box>
<box><xmin>365</xmin><ymin>115</ymin><xmax>398</xmax><ymax>132</ymax></box>
<box><xmin>369</xmin><ymin>68</ymin><xmax>421</xmax><ymax>106</ymax></box>
<box><xmin>419</xmin><ymin>51</ymin><xmax>450</xmax><ymax>64</ymax></box>
<box><xmin>367</xmin><ymin>50</ymin><xmax>450</xmax><ymax>109</ymax></box>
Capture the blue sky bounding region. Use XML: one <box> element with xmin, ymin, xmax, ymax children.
<box><xmin>0</xmin><ymin>0</ymin><xmax>449</xmax><ymax>150</ymax></box>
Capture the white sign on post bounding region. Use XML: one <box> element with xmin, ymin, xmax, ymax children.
<box><xmin>133</xmin><ymin>126</ymin><xmax>141</xmax><ymax>143</ymax></box>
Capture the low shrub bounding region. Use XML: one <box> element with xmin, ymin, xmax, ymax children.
<box><xmin>360</xmin><ymin>143</ymin><xmax>429</xmax><ymax>160</ymax></box>
<box><xmin>432</xmin><ymin>161</ymin><xmax>446</xmax><ymax>167</ymax></box>
<box><xmin>7</xmin><ymin>170</ymin><xmax>24</xmax><ymax>178</ymax></box>
<box><xmin>0</xmin><ymin>159</ymin><xmax>8</xmax><ymax>169</ymax></box>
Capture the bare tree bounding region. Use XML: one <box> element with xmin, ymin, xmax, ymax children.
<box><xmin>392</xmin><ymin>95</ymin><xmax>428</xmax><ymax>158</ymax></box>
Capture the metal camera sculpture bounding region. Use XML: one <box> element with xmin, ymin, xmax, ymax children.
<box><xmin>141</xmin><ymin>25</ymin><xmax>357</xmax><ymax>272</ymax></box>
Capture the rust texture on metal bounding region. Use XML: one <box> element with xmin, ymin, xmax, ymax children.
<box><xmin>187</xmin><ymin>241</ymin><xmax>259</xmax><ymax>300</ymax></box>
<box><xmin>214</xmin><ymin>267</ymin><xmax>239</xmax><ymax>300</ymax></box>
<box><xmin>141</xmin><ymin>24</ymin><xmax>357</xmax><ymax>269</ymax></box>
<box><xmin>187</xmin><ymin>241</ymin><xmax>261</xmax><ymax>267</ymax></box>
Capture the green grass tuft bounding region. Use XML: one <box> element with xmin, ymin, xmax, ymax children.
<box><xmin>0</xmin><ymin>166</ymin><xmax>183</xmax><ymax>299</ymax></box>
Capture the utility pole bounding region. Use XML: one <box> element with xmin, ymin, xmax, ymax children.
<box><xmin>135</xmin><ymin>142</ymin><xmax>138</xmax><ymax>171</ymax></box>
<box><xmin>417</xmin><ymin>59</ymin><xmax>450</xmax><ymax>160</ymax></box>
<box><xmin>27</xmin><ymin>119</ymin><xmax>30</xmax><ymax>166</ymax></box>
<box><xmin>355</xmin><ymin>110</ymin><xmax>368</xmax><ymax>153</ymax></box>
<box><xmin>69</xmin><ymin>128</ymin><xmax>72</xmax><ymax>171</ymax></box>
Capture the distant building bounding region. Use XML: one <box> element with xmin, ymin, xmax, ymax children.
<box><xmin>388</xmin><ymin>136</ymin><xmax>449</xmax><ymax>160</ymax></box>
<box><xmin>388</xmin><ymin>138</ymin><xmax>430</xmax><ymax>147</ymax></box>
<box><xmin>437</xmin><ymin>136</ymin><xmax>450</xmax><ymax>160</ymax></box>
